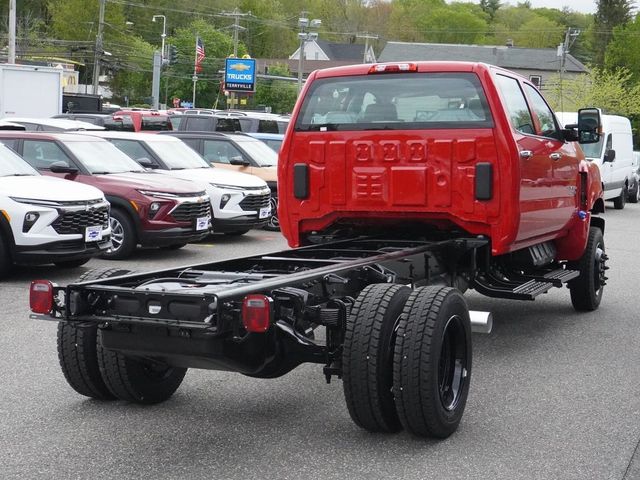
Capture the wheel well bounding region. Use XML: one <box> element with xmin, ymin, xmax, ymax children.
<box><xmin>105</xmin><ymin>196</ymin><xmax>142</xmax><ymax>236</ymax></box>
<box><xmin>590</xmin><ymin>215</ymin><xmax>605</xmax><ymax>234</ymax></box>
<box><xmin>591</xmin><ymin>198</ymin><xmax>605</xmax><ymax>214</ymax></box>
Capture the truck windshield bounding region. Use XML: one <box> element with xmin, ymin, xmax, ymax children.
<box><xmin>580</xmin><ymin>137</ymin><xmax>604</xmax><ymax>159</ymax></box>
<box><xmin>64</xmin><ymin>141</ymin><xmax>146</xmax><ymax>174</ymax></box>
<box><xmin>0</xmin><ymin>144</ymin><xmax>38</xmax><ymax>176</ymax></box>
<box><xmin>233</xmin><ymin>138</ymin><xmax>279</xmax><ymax>166</ymax></box>
<box><xmin>295</xmin><ymin>72</ymin><xmax>493</xmax><ymax>131</ymax></box>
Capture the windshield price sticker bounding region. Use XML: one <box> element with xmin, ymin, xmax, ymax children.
<box><xmin>85</xmin><ymin>225</ymin><xmax>103</xmax><ymax>242</ymax></box>
<box><xmin>259</xmin><ymin>206</ymin><xmax>271</xmax><ymax>219</ymax></box>
<box><xmin>196</xmin><ymin>216</ymin><xmax>210</xmax><ymax>231</ymax></box>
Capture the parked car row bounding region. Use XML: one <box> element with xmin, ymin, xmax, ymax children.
<box><xmin>0</xmin><ymin>126</ymin><xmax>283</xmax><ymax>277</ymax></box>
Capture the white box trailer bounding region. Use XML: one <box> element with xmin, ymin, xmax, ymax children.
<box><xmin>0</xmin><ymin>64</ymin><xmax>63</xmax><ymax>118</ymax></box>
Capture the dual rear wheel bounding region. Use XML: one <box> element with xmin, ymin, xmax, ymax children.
<box><xmin>56</xmin><ymin>268</ymin><xmax>186</xmax><ymax>404</ymax></box>
<box><xmin>343</xmin><ymin>284</ymin><xmax>472</xmax><ymax>438</ymax></box>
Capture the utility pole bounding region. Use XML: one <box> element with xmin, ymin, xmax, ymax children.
<box><xmin>557</xmin><ymin>28</ymin><xmax>580</xmax><ymax>112</ymax></box>
<box><xmin>221</xmin><ymin>8</ymin><xmax>251</xmax><ymax>109</ymax></box>
<box><xmin>356</xmin><ymin>33</ymin><xmax>378</xmax><ymax>63</ymax></box>
<box><xmin>92</xmin><ymin>0</ymin><xmax>106</xmax><ymax>95</ymax></box>
<box><xmin>8</xmin><ymin>0</ymin><xmax>16</xmax><ymax>63</ymax></box>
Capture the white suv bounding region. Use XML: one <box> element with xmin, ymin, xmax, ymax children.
<box><xmin>78</xmin><ymin>131</ymin><xmax>271</xmax><ymax>235</ymax></box>
<box><xmin>0</xmin><ymin>144</ymin><xmax>111</xmax><ymax>276</ymax></box>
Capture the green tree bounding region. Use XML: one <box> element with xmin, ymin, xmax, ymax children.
<box><xmin>593</xmin><ymin>0</ymin><xmax>634</xmax><ymax>66</ymax></box>
<box><xmin>417</xmin><ymin>3</ymin><xmax>489</xmax><ymax>45</ymax></box>
<box><xmin>253</xmin><ymin>63</ymin><xmax>297</xmax><ymax>113</ymax></box>
<box><xmin>480</xmin><ymin>0</ymin><xmax>501</xmax><ymax>22</ymax></box>
<box><xmin>604</xmin><ymin>15</ymin><xmax>640</xmax><ymax>80</ymax></box>
<box><xmin>166</xmin><ymin>19</ymin><xmax>243</xmax><ymax>108</ymax></box>
<box><xmin>547</xmin><ymin>67</ymin><xmax>640</xmax><ymax>118</ymax></box>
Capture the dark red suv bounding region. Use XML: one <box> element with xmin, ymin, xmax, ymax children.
<box><xmin>0</xmin><ymin>133</ymin><xmax>211</xmax><ymax>259</ymax></box>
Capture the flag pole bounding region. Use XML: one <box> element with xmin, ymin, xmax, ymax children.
<box><xmin>192</xmin><ymin>35</ymin><xmax>198</xmax><ymax>107</ymax></box>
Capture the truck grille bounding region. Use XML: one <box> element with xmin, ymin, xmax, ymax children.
<box><xmin>171</xmin><ymin>202</ymin><xmax>211</xmax><ymax>222</ymax></box>
<box><xmin>239</xmin><ymin>193</ymin><xmax>270</xmax><ymax>212</ymax></box>
<box><xmin>51</xmin><ymin>206</ymin><xmax>109</xmax><ymax>235</ymax></box>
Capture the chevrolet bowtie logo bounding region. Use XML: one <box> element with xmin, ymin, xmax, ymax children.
<box><xmin>228</xmin><ymin>63</ymin><xmax>251</xmax><ymax>71</ymax></box>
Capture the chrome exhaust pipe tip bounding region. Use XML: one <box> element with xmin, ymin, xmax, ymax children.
<box><xmin>469</xmin><ymin>310</ymin><xmax>493</xmax><ymax>334</ymax></box>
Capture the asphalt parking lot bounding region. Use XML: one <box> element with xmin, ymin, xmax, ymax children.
<box><xmin>1</xmin><ymin>212</ymin><xmax>639</xmax><ymax>480</ymax></box>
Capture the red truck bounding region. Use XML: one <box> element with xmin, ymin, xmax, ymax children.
<box><xmin>29</xmin><ymin>62</ymin><xmax>605</xmax><ymax>439</ymax></box>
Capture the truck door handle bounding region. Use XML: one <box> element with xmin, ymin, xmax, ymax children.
<box><xmin>549</xmin><ymin>153</ymin><xmax>562</xmax><ymax>161</ymax></box>
<box><xmin>519</xmin><ymin>150</ymin><xmax>533</xmax><ymax>159</ymax></box>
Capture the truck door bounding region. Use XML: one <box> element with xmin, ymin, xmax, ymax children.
<box><xmin>522</xmin><ymin>83</ymin><xmax>578</xmax><ymax>229</ymax></box>
<box><xmin>495</xmin><ymin>74</ymin><xmax>558</xmax><ymax>241</ymax></box>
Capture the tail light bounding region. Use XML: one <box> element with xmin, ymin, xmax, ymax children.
<box><xmin>242</xmin><ymin>294</ymin><xmax>272</xmax><ymax>333</ymax></box>
<box><xmin>30</xmin><ymin>280</ymin><xmax>55</xmax><ymax>314</ymax></box>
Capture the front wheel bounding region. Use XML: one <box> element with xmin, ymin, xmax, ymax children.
<box><xmin>101</xmin><ymin>209</ymin><xmax>136</xmax><ymax>260</ymax></box>
<box><xmin>393</xmin><ymin>286</ymin><xmax>472</xmax><ymax>438</ymax></box>
<box><xmin>569</xmin><ymin>226</ymin><xmax>606</xmax><ymax>311</ymax></box>
<box><xmin>613</xmin><ymin>185</ymin><xmax>627</xmax><ymax>209</ymax></box>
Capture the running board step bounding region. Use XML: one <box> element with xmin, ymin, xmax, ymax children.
<box><xmin>473</xmin><ymin>275</ymin><xmax>553</xmax><ymax>301</ymax></box>
<box><xmin>515</xmin><ymin>268</ymin><xmax>580</xmax><ymax>287</ymax></box>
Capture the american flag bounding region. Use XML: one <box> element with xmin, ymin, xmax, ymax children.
<box><xmin>195</xmin><ymin>37</ymin><xmax>205</xmax><ymax>73</ymax></box>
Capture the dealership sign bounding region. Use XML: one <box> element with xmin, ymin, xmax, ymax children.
<box><xmin>224</xmin><ymin>58</ymin><xmax>257</xmax><ymax>92</ymax></box>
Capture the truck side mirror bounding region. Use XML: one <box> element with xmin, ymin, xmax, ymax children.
<box><xmin>577</xmin><ymin>107</ymin><xmax>602</xmax><ymax>144</ymax></box>
<box><xmin>49</xmin><ymin>161</ymin><xmax>78</xmax><ymax>174</ymax></box>
<box><xmin>604</xmin><ymin>149</ymin><xmax>616</xmax><ymax>162</ymax></box>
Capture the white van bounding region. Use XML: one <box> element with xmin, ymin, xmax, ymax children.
<box><xmin>557</xmin><ymin>112</ymin><xmax>634</xmax><ymax>209</ymax></box>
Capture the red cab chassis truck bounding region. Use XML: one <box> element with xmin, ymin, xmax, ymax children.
<box><xmin>30</xmin><ymin>62</ymin><xmax>606</xmax><ymax>439</ymax></box>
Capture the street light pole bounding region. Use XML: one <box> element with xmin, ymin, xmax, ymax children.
<box><xmin>152</xmin><ymin>15</ymin><xmax>167</xmax><ymax>62</ymax></box>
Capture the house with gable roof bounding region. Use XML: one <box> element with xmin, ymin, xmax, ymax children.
<box><xmin>378</xmin><ymin>42</ymin><xmax>588</xmax><ymax>90</ymax></box>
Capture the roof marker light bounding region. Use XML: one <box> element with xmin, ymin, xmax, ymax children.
<box><xmin>368</xmin><ymin>63</ymin><xmax>418</xmax><ymax>74</ymax></box>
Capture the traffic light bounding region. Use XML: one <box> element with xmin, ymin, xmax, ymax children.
<box><xmin>168</xmin><ymin>45</ymin><xmax>178</xmax><ymax>65</ymax></box>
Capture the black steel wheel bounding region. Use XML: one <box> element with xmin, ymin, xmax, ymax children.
<box><xmin>393</xmin><ymin>286</ymin><xmax>472</xmax><ymax>438</ymax></box>
<box><xmin>97</xmin><ymin>332</ymin><xmax>187</xmax><ymax>404</ymax></box>
<box><xmin>343</xmin><ymin>283</ymin><xmax>411</xmax><ymax>433</ymax></box>
<box><xmin>569</xmin><ymin>226</ymin><xmax>606</xmax><ymax>311</ymax></box>
<box><xmin>613</xmin><ymin>185</ymin><xmax>627</xmax><ymax>209</ymax></box>
<box><xmin>263</xmin><ymin>196</ymin><xmax>280</xmax><ymax>231</ymax></box>
<box><xmin>101</xmin><ymin>208</ymin><xmax>136</xmax><ymax>260</ymax></box>
<box><xmin>56</xmin><ymin>268</ymin><xmax>132</xmax><ymax>400</ymax></box>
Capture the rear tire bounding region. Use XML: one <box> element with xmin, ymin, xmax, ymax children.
<box><xmin>97</xmin><ymin>333</ymin><xmax>187</xmax><ymax>404</ymax></box>
<box><xmin>569</xmin><ymin>226</ymin><xmax>606</xmax><ymax>311</ymax></box>
<box><xmin>629</xmin><ymin>184</ymin><xmax>640</xmax><ymax>203</ymax></box>
<box><xmin>613</xmin><ymin>185</ymin><xmax>627</xmax><ymax>209</ymax></box>
<box><xmin>393</xmin><ymin>286</ymin><xmax>472</xmax><ymax>438</ymax></box>
<box><xmin>56</xmin><ymin>268</ymin><xmax>133</xmax><ymax>400</ymax></box>
<box><xmin>101</xmin><ymin>208</ymin><xmax>136</xmax><ymax>260</ymax></box>
<box><xmin>343</xmin><ymin>283</ymin><xmax>410</xmax><ymax>433</ymax></box>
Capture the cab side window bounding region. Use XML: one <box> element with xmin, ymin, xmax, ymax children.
<box><xmin>22</xmin><ymin>140</ymin><xmax>73</xmax><ymax>169</ymax></box>
<box><xmin>111</xmin><ymin>139</ymin><xmax>158</xmax><ymax>166</ymax></box>
<box><xmin>496</xmin><ymin>74</ymin><xmax>535</xmax><ymax>135</ymax></box>
<box><xmin>524</xmin><ymin>84</ymin><xmax>560</xmax><ymax>139</ymax></box>
<box><xmin>202</xmin><ymin>140</ymin><xmax>244</xmax><ymax>164</ymax></box>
